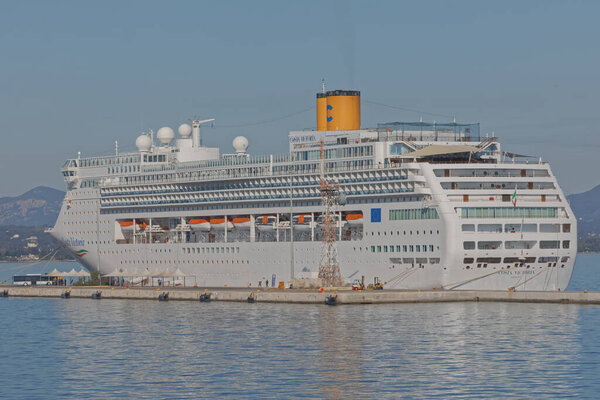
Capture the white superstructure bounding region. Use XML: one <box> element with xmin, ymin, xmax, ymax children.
<box><xmin>49</xmin><ymin>96</ymin><xmax>577</xmax><ymax>291</ymax></box>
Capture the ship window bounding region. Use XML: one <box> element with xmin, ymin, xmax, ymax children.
<box><xmin>409</xmin><ymin>245</ymin><xmax>414</xmax><ymax>252</ymax></box>
<box><xmin>383</xmin><ymin>246</ymin><xmax>388</xmax><ymax>252</ymax></box>
<box><xmin>403</xmin><ymin>245</ymin><xmax>407</xmax><ymax>252</ymax></box>
<box><xmin>464</xmin><ymin>258</ymin><xmax>474</xmax><ymax>264</ymax></box>
<box><xmin>371</xmin><ymin>246</ymin><xmax>375</xmax><ymax>253</ymax></box>
<box><xmin>504</xmin><ymin>257</ymin><xmax>536</xmax><ymax>263</ymax></box>
<box><xmin>478</xmin><ymin>241</ymin><xmax>502</xmax><ymax>250</ymax></box>
<box><xmin>563</xmin><ymin>224</ymin><xmax>571</xmax><ymax>233</ymax></box>
<box><xmin>463</xmin><ymin>241</ymin><xmax>475</xmax><ymax>250</ymax></box>
<box><xmin>540</xmin><ymin>224</ymin><xmax>560</xmax><ymax>233</ymax></box>
<box><xmin>377</xmin><ymin>246</ymin><xmax>381</xmax><ymax>253</ymax></box>
<box><xmin>540</xmin><ymin>240</ymin><xmax>560</xmax><ymax>249</ymax></box>
<box><xmin>476</xmin><ymin>257</ymin><xmax>501</xmax><ymax>264</ymax></box>
<box><xmin>396</xmin><ymin>245</ymin><xmax>401</xmax><ymax>252</ymax></box>
<box><xmin>562</xmin><ymin>240</ymin><xmax>570</xmax><ymax>249</ymax></box>
<box><xmin>505</xmin><ymin>241</ymin><xmax>536</xmax><ymax>250</ymax></box>
<box><xmin>389</xmin><ymin>208</ymin><xmax>439</xmax><ymax>220</ymax></box>
<box><xmin>505</xmin><ymin>224</ymin><xmax>537</xmax><ymax>233</ymax></box>
<box><xmin>461</xmin><ymin>207</ymin><xmax>558</xmax><ymax>219</ymax></box>
<box><xmin>478</xmin><ymin>224</ymin><xmax>502</xmax><ymax>233</ymax></box>
<box><xmin>429</xmin><ymin>245</ymin><xmax>434</xmax><ymax>252</ymax></box>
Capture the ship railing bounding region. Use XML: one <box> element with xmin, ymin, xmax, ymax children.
<box><xmin>142</xmin><ymin>153</ymin><xmax>292</xmax><ymax>173</ymax></box>
<box><xmin>99</xmin><ymin>170</ymin><xmax>414</xmax><ymax>196</ymax></box>
<box><xmin>99</xmin><ymin>186</ymin><xmax>417</xmax><ymax>208</ymax></box>
<box><xmin>99</xmin><ymin>161</ymin><xmax>420</xmax><ymax>188</ymax></box>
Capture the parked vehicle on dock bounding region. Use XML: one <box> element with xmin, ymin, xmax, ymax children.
<box><xmin>351</xmin><ymin>279</ymin><xmax>364</xmax><ymax>290</ymax></box>
<box><xmin>12</xmin><ymin>274</ymin><xmax>54</xmax><ymax>286</ymax></box>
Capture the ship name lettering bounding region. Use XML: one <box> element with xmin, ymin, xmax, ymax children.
<box><xmin>67</xmin><ymin>237</ymin><xmax>85</xmax><ymax>247</ymax></box>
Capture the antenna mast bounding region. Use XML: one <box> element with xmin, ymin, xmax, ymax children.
<box><xmin>191</xmin><ymin>118</ymin><xmax>216</xmax><ymax>148</ymax></box>
<box><xmin>318</xmin><ymin>140</ymin><xmax>342</xmax><ymax>287</ymax></box>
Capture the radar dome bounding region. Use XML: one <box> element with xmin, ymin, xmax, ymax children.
<box><xmin>136</xmin><ymin>134</ymin><xmax>152</xmax><ymax>152</ymax></box>
<box><xmin>178</xmin><ymin>123</ymin><xmax>192</xmax><ymax>138</ymax></box>
<box><xmin>157</xmin><ymin>126</ymin><xmax>175</xmax><ymax>145</ymax></box>
<box><xmin>233</xmin><ymin>136</ymin><xmax>249</xmax><ymax>154</ymax></box>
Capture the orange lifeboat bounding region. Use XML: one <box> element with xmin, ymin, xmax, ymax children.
<box><xmin>292</xmin><ymin>214</ymin><xmax>313</xmax><ymax>231</ymax></box>
<box><xmin>345</xmin><ymin>213</ymin><xmax>363</xmax><ymax>226</ymax></box>
<box><xmin>209</xmin><ymin>217</ymin><xmax>233</xmax><ymax>231</ymax></box>
<box><xmin>233</xmin><ymin>217</ymin><xmax>252</xmax><ymax>229</ymax></box>
<box><xmin>256</xmin><ymin>215</ymin><xmax>277</xmax><ymax>231</ymax></box>
<box><xmin>189</xmin><ymin>218</ymin><xmax>211</xmax><ymax>232</ymax></box>
<box><xmin>120</xmin><ymin>220</ymin><xmax>146</xmax><ymax>231</ymax></box>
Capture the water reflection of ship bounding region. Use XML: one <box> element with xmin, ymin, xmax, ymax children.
<box><xmin>316</xmin><ymin>306</ymin><xmax>368</xmax><ymax>398</ymax></box>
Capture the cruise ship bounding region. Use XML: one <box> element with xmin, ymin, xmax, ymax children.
<box><xmin>49</xmin><ymin>89</ymin><xmax>577</xmax><ymax>290</ymax></box>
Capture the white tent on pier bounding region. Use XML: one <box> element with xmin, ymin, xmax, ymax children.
<box><xmin>172</xmin><ymin>267</ymin><xmax>194</xmax><ymax>286</ymax></box>
<box><xmin>77</xmin><ymin>269</ymin><xmax>91</xmax><ymax>277</ymax></box>
<box><xmin>66</xmin><ymin>268</ymin><xmax>80</xmax><ymax>277</ymax></box>
<box><xmin>104</xmin><ymin>268</ymin><xmax>122</xmax><ymax>277</ymax></box>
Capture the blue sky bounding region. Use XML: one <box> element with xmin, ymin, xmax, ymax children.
<box><xmin>1</xmin><ymin>0</ymin><xmax>599</xmax><ymax>196</ymax></box>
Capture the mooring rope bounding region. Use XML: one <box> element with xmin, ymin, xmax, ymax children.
<box><xmin>3</xmin><ymin>246</ymin><xmax>66</xmax><ymax>282</ymax></box>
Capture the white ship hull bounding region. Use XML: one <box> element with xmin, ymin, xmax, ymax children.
<box><xmin>49</xmin><ymin>112</ymin><xmax>577</xmax><ymax>291</ymax></box>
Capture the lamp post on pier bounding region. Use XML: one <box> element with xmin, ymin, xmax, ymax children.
<box><xmin>289</xmin><ymin>168</ymin><xmax>295</xmax><ymax>281</ymax></box>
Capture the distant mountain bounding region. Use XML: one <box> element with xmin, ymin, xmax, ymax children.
<box><xmin>568</xmin><ymin>184</ymin><xmax>600</xmax><ymax>235</ymax></box>
<box><xmin>0</xmin><ymin>186</ymin><xmax>65</xmax><ymax>227</ymax></box>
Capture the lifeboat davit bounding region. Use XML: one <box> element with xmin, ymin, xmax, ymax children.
<box><xmin>189</xmin><ymin>218</ymin><xmax>211</xmax><ymax>232</ymax></box>
<box><xmin>233</xmin><ymin>217</ymin><xmax>252</xmax><ymax>229</ymax></box>
<box><xmin>292</xmin><ymin>214</ymin><xmax>313</xmax><ymax>231</ymax></box>
<box><xmin>256</xmin><ymin>215</ymin><xmax>277</xmax><ymax>231</ymax></box>
<box><xmin>345</xmin><ymin>213</ymin><xmax>363</xmax><ymax>226</ymax></box>
<box><xmin>209</xmin><ymin>217</ymin><xmax>233</xmax><ymax>231</ymax></box>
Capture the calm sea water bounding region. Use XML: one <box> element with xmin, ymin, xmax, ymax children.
<box><xmin>0</xmin><ymin>255</ymin><xmax>598</xmax><ymax>399</ymax></box>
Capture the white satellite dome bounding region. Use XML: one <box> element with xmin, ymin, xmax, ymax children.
<box><xmin>178</xmin><ymin>123</ymin><xmax>192</xmax><ymax>138</ymax></box>
<box><xmin>233</xmin><ymin>136</ymin><xmax>249</xmax><ymax>154</ymax></box>
<box><xmin>135</xmin><ymin>134</ymin><xmax>152</xmax><ymax>152</ymax></box>
<box><xmin>157</xmin><ymin>126</ymin><xmax>175</xmax><ymax>145</ymax></box>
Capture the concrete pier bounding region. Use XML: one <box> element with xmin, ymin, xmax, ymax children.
<box><xmin>2</xmin><ymin>286</ymin><xmax>600</xmax><ymax>305</ymax></box>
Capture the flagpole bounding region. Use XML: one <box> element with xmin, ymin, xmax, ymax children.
<box><xmin>515</xmin><ymin>185</ymin><xmax>523</xmax><ymax>239</ymax></box>
<box><xmin>515</xmin><ymin>184</ymin><xmax>525</xmax><ymax>266</ymax></box>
